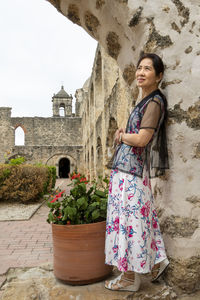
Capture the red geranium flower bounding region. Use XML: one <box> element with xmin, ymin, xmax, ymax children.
<box><xmin>50</xmin><ymin>198</ymin><xmax>58</xmax><ymax>203</ymax></box>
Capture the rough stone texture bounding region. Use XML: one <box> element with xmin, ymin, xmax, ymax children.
<box><xmin>75</xmin><ymin>45</ymin><xmax>133</xmax><ymax>179</ymax></box>
<box><xmin>84</xmin><ymin>11</ymin><xmax>100</xmax><ymax>38</ymax></box>
<box><xmin>0</xmin><ymin>108</ymin><xmax>14</xmax><ymax>163</ymax></box>
<box><xmin>0</xmin><ymin>265</ymin><xmax>179</xmax><ymax>300</ymax></box>
<box><xmin>185</xmin><ymin>46</ymin><xmax>193</xmax><ymax>54</ymax></box>
<box><xmin>171</xmin><ymin>0</ymin><xmax>190</xmax><ymax>27</ymax></box>
<box><xmin>106</xmin><ymin>32</ymin><xmax>121</xmax><ymax>59</ymax></box>
<box><xmin>171</xmin><ymin>22</ymin><xmax>181</xmax><ymax>34</ymax></box>
<box><xmin>96</xmin><ymin>0</ymin><xmax>105</xmax><ymax>10</ymax></box>
<box><xmin>129</xmin><ymin>6</ymin><xmax>143</xmax><ymax>27</ymax></box>
<box><xmin>168</xmin><ymin>100</ymin><xmax>200</xmax><ymax>130</ymax></box>
<box><xmin>67</xmin><ymin>3</ymin><xmax>81</xmax><ymax>25</ymax></box>
<box><xmin>144</xmin><ymin>18</ymin><xmax>173</xmax><ymax>52</ymax></box>
<box><xmin>122</xmin><ymin>64</ymin><xmax>136</xmax><ymax>86</ymax></box>
<box><xmin>164</xmin><ymin>256</ymin><xmax>200</xmax><ymax>294</ymax></box>
<box><xmin>161</xmin><ymin>79</ymin><xmax>182</xmax><ymax>89</ymax></box>
<box><xmin>186</xmin><ymin>196</ymin><xmax>200</xmax><ymax>205</ymax></box>
<box><xmin>160</xmin><ymin>215</ymin><xmax>199</xmax><ymax>238</ymax></box>
<box><xmin>1</xmin><ymin>264</ymin><xmax>200</xmax><ymax>299</ymax></box>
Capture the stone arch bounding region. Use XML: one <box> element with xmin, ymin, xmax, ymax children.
<box><xmin>14</xmin><ymin>123</ymin><xmax>27</xmax><ymax>133</ymax></box>
<box><xmin>14</xmin><ymin>125</ymin><xmax>25</xmax><ymax>146</ymax></box>
<box><xmin>59</xmin><ymin>103</ymin><xmax>65</xmax><ymax>117</ymax></box>
<box><xmin>46</xmin><ymin>153</ymin><xmax>76</xmax><ymax>177</ymax></box>
<box><xmin>47</xmin><ymin>0</ymin><xmax>200</xmax><ymax>293</ymax></box>
<box><xmin>96</xmin><ymin>136</ymin><xmax>103</xmax><ymax>176</ymax></box>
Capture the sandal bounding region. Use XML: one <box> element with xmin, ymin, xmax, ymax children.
<box><xmin>151</xmin><ymin>258</ymin><xmax>169</xmax><ymax>282</ymax></box>
<box><xmin>105</xmin><ymin>272</ymin><xmax>141</xmax><ymax>292</ymax></box>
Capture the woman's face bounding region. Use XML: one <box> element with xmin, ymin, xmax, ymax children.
<box><xmin>136</xmin><ymin>58</ymin><xmax>162</xmax><ymax>90</ymax></box>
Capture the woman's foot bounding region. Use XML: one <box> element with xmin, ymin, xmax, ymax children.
<box><xmin>105</xmin><ymin>271</ymin><xmax>141</xmax><ymax>292</ymax></box>
<box><xmin>151</xmin><ymin>258</ymin><xmax>169</xmax><ymax>282</ymax></box>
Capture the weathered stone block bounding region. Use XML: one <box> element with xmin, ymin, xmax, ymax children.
<box><xmin>165</xmin><ymin>256</ymin><xmax>200</xmax><ymax>294</ymax></box>
<box><xmin>160</xmin><ymin>215</ymin><xmax>199</xmax><ymax>238</ymax></box>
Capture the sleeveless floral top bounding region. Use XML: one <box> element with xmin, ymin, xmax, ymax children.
<box><xmin>112</xmin><ymin>89</ymin><xmax>166</xmax><ymax>178</ymax></box>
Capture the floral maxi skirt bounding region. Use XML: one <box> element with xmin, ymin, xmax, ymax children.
<box><xmin>105</xmin><ymin>168</ymin><xmax>167</xmax><ymax>273</ymax></box>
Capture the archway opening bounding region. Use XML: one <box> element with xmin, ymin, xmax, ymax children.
<box><xmin>59</xmin><ymin>103</ymin><xmax>65</xmax><ymax>117</ymax></box>
<box><xmin>59</xmin><ymin>158</ymin><xmax>70</xmax><ymax>178</ymax></box>
<box><xmin>15</xmin><ymin>126</ymin><xmax>25</xmax><ymax>146</ymax></box>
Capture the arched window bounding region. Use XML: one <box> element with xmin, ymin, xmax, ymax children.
<box><xmin>15</xmin><ymin>126</ymin><xmax>25</xmax><ymax>146</ymax></box>
<box><xmin>59</xmin><ymin>104</ymin><xmax>65</xmax><ymax>117</ymax></box>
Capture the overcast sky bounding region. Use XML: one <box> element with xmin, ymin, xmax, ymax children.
<box><xmin>0</xmin><ymin>0</ymin><xmax>97</xmax><ymax>117</ymax></box>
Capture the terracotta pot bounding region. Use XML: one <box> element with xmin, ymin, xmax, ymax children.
<box><xmin>52</xmin><ymin>220</ymin><xmax>112</xmax><ymax>285</ymax></box>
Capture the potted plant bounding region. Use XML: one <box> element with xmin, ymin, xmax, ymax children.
<box><xmin>47</xmin><ymin>173</ymin><xmax>112</xmax><ymax>285</ymax></box>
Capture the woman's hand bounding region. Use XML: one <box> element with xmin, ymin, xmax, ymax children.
<box><xmin>114</xmin><ymin>128</ymin><xmax>125</xmax><ymax>146</ymax></box>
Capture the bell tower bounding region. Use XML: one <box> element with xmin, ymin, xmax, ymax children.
<box><xmin>52</xmin><ymin>86</ymin><xmax>73</xmax><ymax>117</ymax></box>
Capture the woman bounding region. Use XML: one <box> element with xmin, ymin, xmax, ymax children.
<box><xmin>105</xmin><ymin>53</ymin><xmax>169</xmax><ymax>292</ymax></box>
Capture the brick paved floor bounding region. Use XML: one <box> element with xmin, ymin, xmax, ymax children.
<box><xmin>0</xmin><ymin>179</ymin><xmax>70</xmax><ymax>284</ymax></box>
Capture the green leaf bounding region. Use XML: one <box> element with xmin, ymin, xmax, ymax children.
<box><xmin>89</xmin><ymin>202</ymin><xmax>99</xmax><ymax>209</ymax></box>
<box><xmin>77</xmin><ymin>197</ymin><xmax>88</xmax><ymax>210</ymax></box>
<box><xmin>100</xmin><ymin>198</ymin><xmax>107</xmax><ymax>210</ymax></box>
<box><xmin>64</xmin><ymin>206</ymin><xmax>77</xmax><ymax>219</ymax></box>
<box><xmin>95</xmin><ymin>189</ymin><xmax>107</xmax><ymax>198</ymax></box>
<box><xmin>90</xmin><ymin>194</ymin><xmax>101</xmax><ymax>202</ymax></box>
<box><xmin>70</xmin><ymin>186</ymin><xmax>79</xmax><ymax>198</ymax></box>
<box><xmin>48</xmin><ymin>212</ymin><xmax>55</xmax><ymax>223</ymax></box>
<box><xmin>77</xmin><ymin>183</ymin><xmax>87</xmax><ymax>194</ymax></box>
<box><xmin>92</xmin><ymin>209</ymin><xmax>100</xmax><ymax>220</ymax></box>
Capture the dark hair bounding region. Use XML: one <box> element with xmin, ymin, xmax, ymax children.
<box><xmin>136</xmin><ymin>53</ymin><xmax>165</xmax><ymax>76</ymax></box>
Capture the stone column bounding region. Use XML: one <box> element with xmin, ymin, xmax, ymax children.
<box><xmin>47</xmin><ymin>0</ymin><xmax>200</xmax><ymax>293</ymax></box>
<box><xmin>0</xmin><ymin>107</ymin><xmax>14</xmax><ymax>162</ymax></box>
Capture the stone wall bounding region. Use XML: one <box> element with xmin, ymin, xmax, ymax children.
<box><xmin>76</xmin><ymin>45</ymin><xmax>133</xmax><ymax>178</ymax></box>
<box><xmin>47</xmin><ymin>0</ymin><xmax>200</xmax><ymax>294</ymax></box>
<box><xmin>0</xmin><ymin>108</ymin><xmax>14</xmax><ymax>162</ymax></box>
<box><xmin>0</xmin><ymin>109</ymin><xmax>83</xmax><ymax>177</ymax></box>
<box><xmin>11</xmin><ymin>117</ymin><xmax>82</xmax><ymax>147</ymax></box>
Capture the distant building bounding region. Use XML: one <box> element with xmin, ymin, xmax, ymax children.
<box><xmin>0</xmin><ymin>86</ymin><xmax>82</xmax><ymax>178</ymax></box>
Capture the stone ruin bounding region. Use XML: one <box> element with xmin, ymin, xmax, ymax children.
<box><xmin>0</xmin><ymin>0</ymin><xmax>199</xmax><ymax>296</ymax></box>
<box><xmin>46</xmin><ymin>0</ymin><xmax>200</xmax><ymax>295</ymax></box>
<box><xmin>0</xmin><ymin>86</ymin><xmax>82</xmax><ymax>178</ymax></box>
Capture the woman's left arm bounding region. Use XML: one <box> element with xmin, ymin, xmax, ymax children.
<box><xmin>121</xmin><ymin>97</ymin><xmax>162</xmax><ymax>147</ymax></box>
<box><xmin>120</xmin><ymin>129</ymin><xmax>154</xmax><ymax>148</ymax></box>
